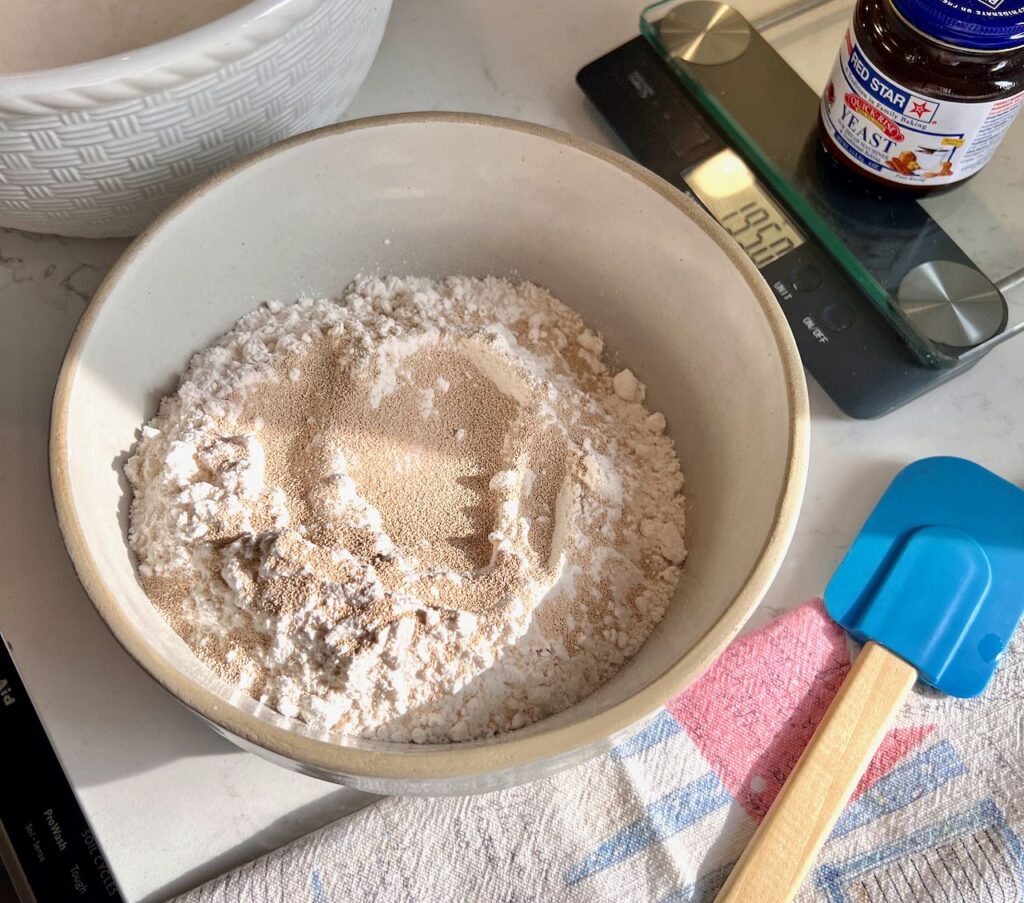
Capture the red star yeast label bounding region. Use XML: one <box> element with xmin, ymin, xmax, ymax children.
<box><xmin>821</xmin><ymin>27</ymin><xmax>1024</xmax><ymax>185</ymax></box>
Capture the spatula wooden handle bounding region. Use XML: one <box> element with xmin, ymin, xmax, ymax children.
<box><xmin>715</xmin><ymin>641</ymin><xmax>918</xmax><ymax>903</ymax></box>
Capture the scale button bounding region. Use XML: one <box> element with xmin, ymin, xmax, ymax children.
<box><xmin>659</xmin><ymin>1</ymin><xmax>751</xmax><ymax>66</ymax></box>
<box><xmin>822</xmin><ymin>303</ymin><xmax>856</xmax><ymax>332</ymax></box>
<box><xmin>896</xmin><ymin>261</ymin><xmax>1006</xmax><ymax>349</ymax></box>
<box><xmin>789</xmin><ymin>263</ymin><xmax>822</xmax><ymax>294</ymax></box>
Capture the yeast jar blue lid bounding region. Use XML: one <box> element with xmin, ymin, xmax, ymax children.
<box><xmin>893</xmin><ymin>0</ymin><xmax>1024</xmax><ymax>51</ymax></box>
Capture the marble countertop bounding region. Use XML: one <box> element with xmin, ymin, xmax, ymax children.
<box><xmin>2</xmin><ymin>0</ymin><xmax>1023</xmax><ymax>900</ymax></box>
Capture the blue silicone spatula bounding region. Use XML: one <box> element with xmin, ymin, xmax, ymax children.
<box><xmin>717</xmin><ymin>457</ymin><xmax>1024</xmax><ymax>903</ymax></box>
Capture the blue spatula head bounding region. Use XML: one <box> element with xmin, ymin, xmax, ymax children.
<box><xmin>825</xmin><ymin>457</ymin><xmax>1024</xmax><ymax>698</ymax></box>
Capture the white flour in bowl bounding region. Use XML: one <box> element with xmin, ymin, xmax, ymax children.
<box><xmin>126</xmin><ymin>276</ymin><xmax>686</xmax><ymax>743</ymax></box>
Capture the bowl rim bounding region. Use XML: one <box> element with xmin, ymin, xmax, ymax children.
<box><xmin>0</xmin><ymin>0</ymin><xmax>328</xmax><ymax>113</ymax></box>
<box><xmin>50</xmin><ymin>111</ymin><xmax>809</xmax><ymax>783</ymax></box>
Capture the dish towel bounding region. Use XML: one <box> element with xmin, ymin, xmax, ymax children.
<box><xmin>175</xmin><ymin>599</ymin><xmax>1024</xmax><ymax>902</ymax></box>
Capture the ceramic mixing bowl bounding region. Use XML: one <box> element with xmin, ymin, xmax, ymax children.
<box><xmin>0</xmin><ymin>0</ymin><xmax>391</xmax><ymax>238</ymax></box>
<box><xmin>51</xmin><ymin>113</ymin><xmax>808</xmax><ymax>794</ymax></box>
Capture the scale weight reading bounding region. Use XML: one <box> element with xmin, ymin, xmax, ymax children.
<box><xmin>577</xmin><ymin>0</ymin><xmax>1014</xmax><ymax>418</ymax></box>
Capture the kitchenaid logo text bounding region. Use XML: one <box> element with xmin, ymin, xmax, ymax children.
<box><xmin>0</xmin><ymin>677</ymin><xmax>14</xmax><ymax>706</ymax></box>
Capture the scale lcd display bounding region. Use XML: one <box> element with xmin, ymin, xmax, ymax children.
<box><xmin>684</xmin><ymin>149</ymin><xmax>804</xmax><ymax>270</ymax></box>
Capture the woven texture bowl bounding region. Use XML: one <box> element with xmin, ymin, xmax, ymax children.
<box><xmin>52</xmin><ymin>114</ymin><xmax>808</xmax><ymax>794</ymax></box>
<box><xmin>0</xmin><ymin>0</ymin><xmax>391</xmax><ymax>238</ymax></box>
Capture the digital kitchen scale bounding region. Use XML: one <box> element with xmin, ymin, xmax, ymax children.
<box><xmin>577</xmin><ymin>0</ymin><xmax>1024</xmax><ymax>418</ymax></box>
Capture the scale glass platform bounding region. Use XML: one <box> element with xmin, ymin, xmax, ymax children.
<box><xmin>577</xmin><ymin>0</ymin><xmax>1024</xmax><ymax>417</ymax></box>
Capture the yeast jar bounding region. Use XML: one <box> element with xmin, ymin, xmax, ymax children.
<box><xmin>819</xmin><ymin>0</ymin><xmax>1024</xmax><ymax>192</ymax></box>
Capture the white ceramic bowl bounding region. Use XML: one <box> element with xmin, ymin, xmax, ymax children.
<box><xmin>0</xmin><ymin>0</ymin><xmax>391</xmax><ymax>238</ymax></box>
<box><xmin>51</xmin><ymin>114</ymin><xmax>808</xmax><ymax>794</ymax></box>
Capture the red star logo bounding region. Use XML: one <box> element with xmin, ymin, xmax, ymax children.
<box><xmin>910</xmin><ymin>100</ymin><xmax>932</xmax><ymax>118</ymax></box>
